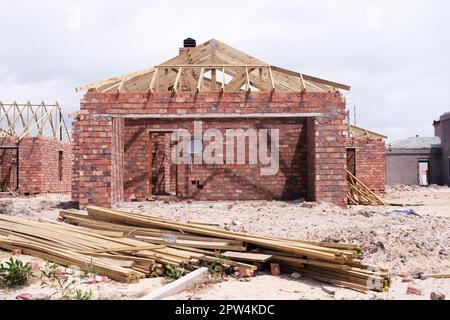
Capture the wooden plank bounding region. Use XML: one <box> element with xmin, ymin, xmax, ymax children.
<box><xmin>187</xmin><ymin>220</ymin><xmax>220</xmax><ymax>227</ymax></box>
<box><xmin>158</xmin><ymin>64</ymin><xmax>269</xmax><ymax>68</ymax></box>
<box><xmin>211</xmin><ymin>68</ymin><xmax>216</xmax><ymax>91</ymax></box>
<box><xmin>80</xmin><ymin>244</ymin><xmax>167</xmax><ymax>254</ymax></box>
<box><xmin>268</xmin><ymin>67</ymin><xmax>275</xmax><ymax>91</ymax></box>
<box><xmin>347</xmin><ymin>170</ymin><xmax>387</xmax><ymax>206</ymax></box>
<box><xmin>86</xmin><ymin>207</ymin><xmax>347</xmax><ymax>263</ymax></box>
<box><xmin>197</xmin><ymin>67</ymin><xmax>205</xmax><ymax>92</ymax></box>
<box><xmin>172</xmin><ymin>67</ymin><xmax>182</xmax><ymax>92</ymax></box>
<box><xmin>270</xmin><ymin>65</ymin><xmax>351</xmax><ymax>91</ymax></box>
<box><xmin>139</xmin><ymin>267</ymin><xmax>208</xmax><ymax>300</ymax></box>
<box><xmin>421</xmin><ymin>273</ymin><xmax>450</xmax><ymax>279</ymax></box>
<box><xmin>148</xmin><ymin>68</ymin><xmax>159</xmax><ymax>92</ymax></box>
<box><xmin>223</xmin><ymin>251</ymin><xmax>272</xmax><ymax>263</ymax></box>
<box><xmin>75</xmin><ymin>66</ymin><xmax>156</xmax><ymax>92</ymax></box>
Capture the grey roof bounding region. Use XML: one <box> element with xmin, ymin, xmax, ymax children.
<box><xmin>388</xmin><ymin>136</ymin><xmax>441</xmax><ymax>149</ymax></box>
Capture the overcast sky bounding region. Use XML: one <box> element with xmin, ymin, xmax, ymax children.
<box><xmin>1</xmin><ymin>0</ymin><xmax>449</xmax><ymax>141</ymax></box>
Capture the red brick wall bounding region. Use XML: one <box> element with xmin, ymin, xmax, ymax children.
<box><xmin>0</xmin><ymin>137</ymin><xmax>72</xmax><ymax>194</ymax></box>
<box><xmin>122</xmin><ymin>118</ymin><xmax>307</xmax><ymax>201</ymax></box>
<box><xmin>346</xmin><ymin>138</ymin><xmax>386</xmax><ymax>193</ymax></box>
<box><xmin>307</xmin><ymin>110</ymin><xmax>348</xmax><ymax>206</ymax></box>
<box><xmin>18</xmin><ymin>137</ymin><xmax>72</xmax><ymax>194</ymax></box>
<box><xmin>73</xmin><ymin>92</ymin><xmax>348</xmax><ymax>208</ymax></box>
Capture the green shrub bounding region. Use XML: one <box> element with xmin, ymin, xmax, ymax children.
<box><xmin>164</xmin><ymin>264</ymin><xmax>189</xmax><ymax>283</ymax></box>
<box><xmin>0</xmin><ymin>257</ymin><xmax>33</xmax><ymax>287</ymax></box>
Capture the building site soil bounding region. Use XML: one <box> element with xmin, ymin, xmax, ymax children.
<box><xmin>0</xmin><ymin>186</ymin><xmax>449</xmax><ymax>300</ymax></box>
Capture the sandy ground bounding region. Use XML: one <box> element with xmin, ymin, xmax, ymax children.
<box><xmin>166</xmin><ymin>274</ymin><xmax>449</xmax><ymax>301</ymax></box>
<box><xmin>0</xmin><ymin>187</ymin><xmax>449</xmax><ymax>300</ymax></box>
<box><xmin>0</xmin><ymin>251</ymin><xmax>163</xmax><ymax>300</ymax></box>
<box><xmin>0</xmin><ymin>194</ymin><xmax>165</xmax><ymax>300</ymax></box>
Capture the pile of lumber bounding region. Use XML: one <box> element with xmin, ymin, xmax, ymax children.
<box><xmin>56</xmin><ymin>206</ymin><xmax>391</xmax><ymax>292</ymax></box>
<box><xmin>0</xmin><ymin>214</ymin><xmax>207</xmax><ymax>282</ymax></box>
<box><xmin>347</xmin><ymin>170</ymin><xmax>387</xmax><ymax>206</ymax></box>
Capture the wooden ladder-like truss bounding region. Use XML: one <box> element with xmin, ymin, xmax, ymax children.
<box><xmin>76</xmin><ymin>39</ymin><xmax>351</xmax><ymax>94</ymax></box>
<box><xmin>0</xmin><ymin>101</ymin><xmax>71</xmax><ymax>142</ymax></box>
<box><xmin>347</xmin><ymin>170</ymin><xmax>387</xmax><ymax>206</ymax></box>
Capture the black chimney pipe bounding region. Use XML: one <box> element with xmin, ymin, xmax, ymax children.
<box><xmin>183</xmin><ymin>38</ymin><xmax>196</xmax><ymax>48</ymax></box>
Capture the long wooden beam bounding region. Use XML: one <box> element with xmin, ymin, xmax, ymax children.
<box><xmin>158</xmin><ymin>64</ymin><xmax>269</xmax><ymax>68</ymax></box>
<box><xmin>75</xmin><ymin>66</ymin><xmax>156</xmax><ymax>93</ymax></box>
<box><xmin>106</xmin><ymin>112</ymin><xmax>323</xmax><ymax>119</ymax></box>
<box><xmin>270</xmin><ymin>65</ymin><xmax>351</xmax><ymax>91</ymax></box>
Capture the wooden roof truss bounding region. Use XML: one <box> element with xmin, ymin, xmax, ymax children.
<box><xmin>76</xmin><ymin>39</ymin><xmax>350</xmax><ymax>94</ymax></box>
<box><xmin>347</xmin><ymin>124</ymin><xmax>387</xmax><ymax>140</ymax></box>
<box><xmin>0</xmin><ymin>101</ymin><xmax>71</xmax><ymax>142</ymax></box>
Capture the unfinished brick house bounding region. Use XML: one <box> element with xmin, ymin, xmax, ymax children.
<box><xmin>0</xmin><ymin>102</ymin><xmax>72</xmax><ymax>195</ymax></box>
<box><xmin>73</xmin><ymin>39</ymin><xmax>386</xmax><ymax>208</ymax></box>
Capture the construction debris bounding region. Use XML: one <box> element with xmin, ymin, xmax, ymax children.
<box><xmin>270</xmin><ymin>263</ymin><xmax>281</xmax><ymax>276</ymax></box>
<box><xmin>291</xmin><ymin>273</ymin><xmax>302</xmax><ymax>280</ymax></box>
<box><xmin>140</xmin><ymin>267</ymin><xmax>209</xmax><ymax>301</ymax></box>
<box><xmin>347</xmin><ymin>171</ymin><xmax>387</xmax><ymax>206</ymax></box>
<box><xmin>430</xmin><ymin>291</ymin><xmax>446</xmax><ymax>300</ymax></box>
<box><xmin>406</xmin><ymin>286</ymin><xmax>424</xmax><ymax>296</ymax></box>
<box><xmin>322</xmin><ymin>286</ymin><xmax>336</xmax><ymax>296</ymax></box>
<box><xmin>385</xmin><ymin>209</ymin><xmax>420</xmax><ymax>217</ymax></box>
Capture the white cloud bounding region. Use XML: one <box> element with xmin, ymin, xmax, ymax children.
<box><xmin>366</xmin><ymin>4</ymin><xmax>383</xmax><ymax>31</ymax></box>
<box><xmin>0</xmin><ymin>0</ymin><xmax>449</xmax><ymax>141</ymax></box>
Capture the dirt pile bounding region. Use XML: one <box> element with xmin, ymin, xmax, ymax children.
<box><xmin>0</xmin><ymin>200</ymin><xmax>14</xmax><ymax>215</ymax></box>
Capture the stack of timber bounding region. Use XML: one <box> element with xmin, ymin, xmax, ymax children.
<box><xmin>57</xmin><ymin>206</ymin><xmax>391</xmax><ymax>293</ymax></box>
<box><xmin>0</xmin><ymin>214</ymin><xmax>226</xmax><ymax>282</ymax></box>
<box><xmin>347</xmin><ymin>170</ymin><xmax>387</xmax><ymax>206</ymax></box>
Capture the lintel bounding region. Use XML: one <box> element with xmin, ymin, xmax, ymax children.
<box><xmin>105</xmin><ymin>112</ymin><xmax>323</xmax><ymax>119</ymax></box>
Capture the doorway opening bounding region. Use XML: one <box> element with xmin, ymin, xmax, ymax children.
<box><xmin>148</xmin><ymin>131</ymin><xmax>177</xmax><ymax>197</ymax></box>
<box><xmin>0</xmin><ymin>147</ymin><xmax>19</xmax><ymax>192</ymax></box>
<box><xmin>418</xmin><ymin>160</ymin><xmax>430</xmax><ymax>186</ymax></box>
<box><xmin>346</xmin><ymin>148</ymin><xmax>356</xmax><ymax>176</ymax></box>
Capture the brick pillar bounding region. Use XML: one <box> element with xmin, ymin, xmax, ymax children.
<box><xmin>306</xmin><ymin>117</ymin><xmax>317</xmax><ymax>201</ymax></box>
<box><xmin>111</xmin><ymin>118</ymin><xmax>124</xmax><ymax>204</ymax></box>
<box><xmin>71</xmin><ymin>116</ymin><xmax>80</xmax><ymax>205</ymax></box>
<box><xmin>307</xmin><ymin>104</ymin><xmax>347</xmax><ymax>207</ymax></box>
<box><xmin>75</xmin><ymin>114</ymin><xmax>114</xmax><ymax>208</ymax></box>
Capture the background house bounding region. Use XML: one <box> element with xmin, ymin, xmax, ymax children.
<box><xmin>386</xmin><ymin>112</ymin><xmax>450</xmax><ymax>186</ymax></box>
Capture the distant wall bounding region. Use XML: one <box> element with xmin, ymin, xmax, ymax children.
<box><xmin>438</xmin><ymin>113</ymin><xmax>450</xmax><ymax>186</ymax></box>
<box><xmin>386</xmin><ymin>149</ymin><xmax>442</xmax><ymax>185</ymax></box>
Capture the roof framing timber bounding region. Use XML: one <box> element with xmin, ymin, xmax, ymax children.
<box><xmin>0</xmin><ymin>101</ymin><xmax>71</xmax><ymax>142</ymax></box>
<box><xmin>76</xmin><ymin>39</ymin><xmax>350</xmax><ymax>94</ymax></box>
<box><xmin>347</xmin><ymin>124</ymin><xmax>387</xmax><ymax>140</ymax></box>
